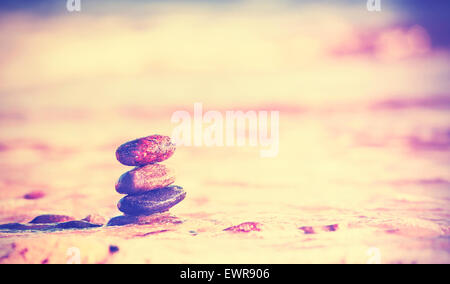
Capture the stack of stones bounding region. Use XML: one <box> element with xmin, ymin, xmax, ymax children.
<box><xmin>108</xmin><ymin>135</ymin><xmax>186</xmax><ymax>226</ymax></box>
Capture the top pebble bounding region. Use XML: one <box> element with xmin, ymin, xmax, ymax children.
<box><xmin>116</xmin><ymin>135</ymin><xmax>176</xmax><ymax>166</ymax></box>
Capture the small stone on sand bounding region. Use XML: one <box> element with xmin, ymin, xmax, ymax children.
<box><xmin>29</xmin><ymin>215</ymin><xmax>75</xmax><ymax>224</ymax></box>
<box><xmin>299</xmin><ymin>226</ymin><xmax>316</xmax><ymax>234</ymax></box>
<box><xmin>0</xmin><ymin>223</ymin><xmax>52</xmax><ymax>231</ymax></box>
<box><xmin>109</xmin><ymin>245</ymin><xmax>119</xmax><ymax>254</ymax></box>
<box><xmin>55</xmin><ymin>221</ymin><xmax>102</xmax><ymax>229</ymax></box>
<box><xmin>82</xmin><ymin>214</ymin><xmax>106</xmax><ymax>226</ymax></box>
<box><xmin>224</xmin><ymin>222</ymin><xmax>262</xmax><ymax>233</ymax></box>
<box><xmin>23</xmin><ymin>191</ymin><xmax>46</xmax><ymax>200</ymax></box>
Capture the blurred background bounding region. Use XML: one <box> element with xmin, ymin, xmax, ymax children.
<box><xmin>0</xmin><ymin>0</ymin><xmax>449</xmax><ymax>263</ymax></box>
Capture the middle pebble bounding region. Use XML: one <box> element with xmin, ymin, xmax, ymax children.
<box><xmin>116</xmin><ymin>164</ymin><xmax>176</xmax><ymax>195</ymax></box>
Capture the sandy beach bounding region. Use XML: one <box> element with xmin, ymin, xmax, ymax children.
<box><xmin>0</xmin><ymin>0</ymin><xmax>449</xmax><ymax>264</ymax></box>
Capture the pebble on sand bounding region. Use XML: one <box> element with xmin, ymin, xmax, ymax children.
<box><xmin>55</xmin><ymin>221</ymin><xmax>102</xmax><ymax>229</ymax></box>
<box><xmin>82</xmin><ymin>214</ymin><xmax>107</xmax><ymax>226</ymax></box>
<box><xmin>115</xmin><ymin>164</ymin><xmax>176</xmax><ymax>195</ymax></box>
<box><xmin>116</xmin><ymin>135</ymin><xmax>176</xmax><ymax>167</ymax></box>
<box><xmin>0</xmin><ymin>223</ymin><xmax>51</xmax><ymax>231</ymax></box>
<box><xmin>224</xmin><ymin>222</ymin><xmax>262</xmax><ymax>233</ymax></box>
<box><xmin>0</xmin><ymin>221</ymin><xmax>102</xmax><ymax>232</ymax></box>
<box><xmin>23</xmin><ymin>191</ymin><xmax>46</xmax><ymax>200</ymax></box>
<box><xmin>299</xmin><ymin>226</ymin><xmax>316</xmax><ymax>235</ymax></box>
<box><xmin>29</xmin><ymin>215</ymin><xmax>75</xmax><ymax>224</ymax></box>
<box><xmin>299</xmin><ymin>224</ymin><xmax>339</xmax><ymax>234</ymax></box>
<box><xmin>109</xmin><ymin>245</ymin><xmax>120</xmax><ymax>254</ymax></box>
<box><xmin>118</xmin><ymin>185</ymin><xmax>186</xmax><ymax>216</ymax></box>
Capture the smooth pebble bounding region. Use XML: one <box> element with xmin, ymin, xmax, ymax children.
<box><xmin>115</xmin><ymin>164</ymin><xmax>175</xmax><ymax>195</ymax></box>
<box><xmin>29</xmin><ymin>214</ymin><xmax>75</xmax><ymax>224</ymax></box>
<box><xmin>117</xmin><ymin>186</ymin><xmax>186</xmax><ymax>216</ymax></box>
<box><xmin>116</xmin><ymin>135</ymin><xmax>175</xmax><ymax>167</ymax></box>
